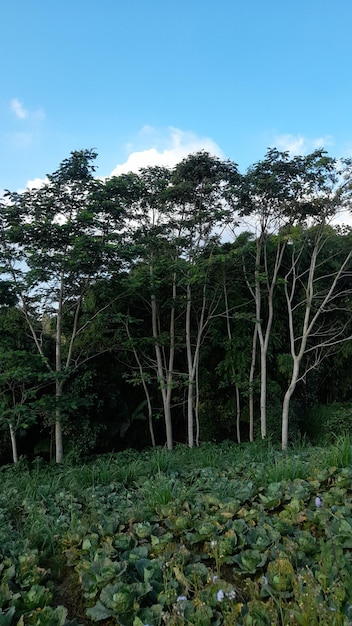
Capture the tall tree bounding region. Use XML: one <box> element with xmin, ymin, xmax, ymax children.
<box><xmin>0</xmin><ymin>150</ymin><xmax>127</xmax><ymax>462</ymax></box>
<box><xmin>169</xmin><ymin>152</ymin><xmax>240</xmax><ymax>447</ymax></box>
<box><xmin>140</xmin><ymin>168</ymin><xmax>178</xmax><ymax>450</ymax></box>
<box><xmin>281</xmin><ymin>224</ymin><xmax>352</xmax><ymax>449</ymax></box>
<box><xmin>240</xmin><ymin>149</ymin><xmax>343</xmax><ymax>440</ymax></box>
<box><xmin>278</xmin><ymin>152</ymin><xmax>352</xmax><ymax>448</ymax></box>
<box><xmin>113</xmin><ymin>166</ymin><xmax>178</xmax><ymax>449</ymax></box>
<box><xmin>214</xmin><ymin>238</ymin><xmax>256</xmax><ymax>442</ymax></box>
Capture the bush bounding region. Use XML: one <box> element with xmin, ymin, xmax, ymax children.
<box><xmin>305</xmin><ymin>402</ymin><xmax>352</xmax><ymax>444</ymax></box>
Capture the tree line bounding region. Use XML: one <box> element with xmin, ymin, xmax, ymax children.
<box><xmin>1</xmin><ymin>148</ymin><xmax>352</xmax><ymax>463</ymax></box>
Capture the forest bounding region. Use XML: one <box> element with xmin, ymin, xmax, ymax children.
<box><xmin>1</xmin><ymin>147</ymin><xmax>352</xmax><ymax>464</ymax></box>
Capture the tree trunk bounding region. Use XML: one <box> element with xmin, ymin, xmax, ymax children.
<box><xmin>281</xmin><ymin>359</ymin><xmax>300</xmax><ymax>450</ymax></box>
<box><xmin>187</xmin><ymin>378</ymin><xmax>194</xmax><ymax>448</ymax></box>
<box><xmin>259</xmin><ymin>346</ymin><xmax>267</xmax><ymax>439</ymax></box>
<box><xmin>153</xmin><ymin>329</ymin><xmax>173</xmax><ymax>450</ymax></box>
<box><xmin>9</xmin><ymin>422</ymin><xmax>18</xmax><ymax>463</ymax></box>
<box><xmin>185</xmin><ymin>281</ymin><xmax>207</xmax><ymax>448</ymax></box>
<box><xmin>186</xmin><ymin>284</ymin><xmax>194</xmax><ymax>447</ymax></box>
<box><xmin>145</xmin><ymin>386</ymin><xmax>156</xmax><ymax>448</ymax></box>
<box><xmin>254</xmin><ymin>238</ymin><xmax>267</xmax><ymax>440</ymax></box>
<box><xmin>253</xmin><ymin>233</ymin><xmax>287</xmax><ymax>441</ymax></box>
<box><xmin>55</xmin><ymin>274</ymin><xmax>64</xmax><ymax>463</ymax></box>
<box><xmin>150</xmin><ymin>262</ymin><xmax>174</xmax><ymax>450</ymax></box>
<box><xmin>248</xmin><ymin>323</ymin><xmax>257</xmax><ymax>442</ymax></box>
<box><xmin>55</xmin><ymin>379</ymin><xmax>64</xmax><ymax>463</ymax></box>
<box><xmin>236</xmin><ymin>384</ymin><xmax>241</xmax><ymax>444</ymax></box>
<box><xmin>149</xmin><ymin>254</ymin><xmax>177</xmax><ymax>450</ymax></box>
<box><xmin>55</xmin><ymin>418</ymin><xmax>64</xmax><ymax>463</ymax></box>
<box><xmin>195</xmin><ymin>358</ymin><xmax>200</xmax><ymax>446</ymax></box>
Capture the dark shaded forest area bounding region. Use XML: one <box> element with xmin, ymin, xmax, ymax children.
<box><xmin>1</xmin><ymin>148</ymin><xmax>352</xmax><ymax>463</ymax></box>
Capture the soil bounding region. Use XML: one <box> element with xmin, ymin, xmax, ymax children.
<box><xmin>51</xmin><ymin>567</ymin><xmax>91</xmax><ymax>625</ymax></box>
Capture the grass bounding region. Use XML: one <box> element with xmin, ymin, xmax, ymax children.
<box><xmin>326</xmin><ymin>433</ymin><xmax>352</xmax><ymax>467</ymax></box>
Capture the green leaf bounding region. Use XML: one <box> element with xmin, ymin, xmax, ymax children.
<box><xmin>86</xmin><ymin>600</ymin><xmax>113</xmax><ymax>621</ymax></box>
<box><xmin>233</xmin><ymin>549</ymin><xmax>267</xmax><ymax>574</ymax></box>
<box><xmin>0</xmin><ymin>607</ymin><xmax>15</xmax><ymax>626</ymax></box>
<box><xmin>78</xmin><ymin>556</ymin><xmax>127</xmax><ymax>597</ymax></box>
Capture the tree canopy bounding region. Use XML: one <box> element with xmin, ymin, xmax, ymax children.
<box><xmin>1</xmin><ymin>148</ymin><xmax>352</xmax><ymax>462</ymax></box>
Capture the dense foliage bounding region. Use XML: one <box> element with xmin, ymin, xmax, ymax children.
<box><xmin>1</xmin><ymin>440</ymin><xmax>352</xmax><ymax>624</ymax></box>
<box><xmin>1</xmin><ymin>148</ymin><xmax>352</xmax><ymax>461</ymax></box>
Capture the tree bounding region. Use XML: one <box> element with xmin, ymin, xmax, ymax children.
<box><xmin>281</xmin><ymin>224</ymin><xmax>352</xmax><ymax>449</ymax></box>
<box><xmin>122</xmin><ymin>165</ymin><xmax>178</xmax><ymax>450</ymax></box>
<box><xmin>168</xmin><ymin>152</ymin><xmax>240</xmax><ymax>447</ymax></box>
<box><xmin>214</xmin><ymin>239</ymin><xmax>257</xmax><ymax>442</ymax></box>
<box><xmin>0</xmin><ymin>150</ymin><xmax>127</xmax><ymax>462</ymax></box>
<box><xmin>240</xmin><ymin>149</ymin><xmax>345</xmax><ymax>441</ymax></box>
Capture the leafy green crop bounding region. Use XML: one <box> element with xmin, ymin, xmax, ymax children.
<box><xmin>1</xmin><ymin>441</ymin><xmax>352</xmax><ymax>624</ymax></box>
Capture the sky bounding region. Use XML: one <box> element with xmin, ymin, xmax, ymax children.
<box><xmin>1</xmin><ymin>0</ymin><xmax>352</xmax><ymax>191</ymax></box>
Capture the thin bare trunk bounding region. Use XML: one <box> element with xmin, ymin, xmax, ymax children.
<box><xmin>65</xmin><ymin>294</ymin><xmax>82</xmax><ymax>369</ymax></box>
<box><xmin>187</xmin><ymin>381</ymin><xmax>194</xmax><ymax>448</ymax></box>
<box><xmin>195</xmin><ymin>357</ymin><xmax>200</xmax><ymax>446</ymax></box>
<box><xmin>186</xmin><ymin>284</ymin><xmax>194</xmax><ymax>448</ymax></box>
<box><xmin>255</xmin><ymin>312</ymin><xmax>267</xmax><ymax>439</ymax></box>
<box><xmin>55</xmin><ymin>274</ymin><xmax>64</xmax><ymax>463</ymax></box>
<box><xmin>9</xmin><ymin>422</ymin><xmax>18</xmax><ymax>463</ymax></box>
<box><xmin>281</xmin><ymin>360</ymin><xmax>300</xmax><ymax>450</ymax></box>
<box><xmin>165</xmin><ymin>269</ymin><xmax>177</xmax><ymax>443</ymax></box>
<box><xmin>254</xmin><ymin>238</ymin><xmax>266</xmax><ymax>439</ymax></box>
<box><xmin>150</xmin><ymin>261</ymin><xmax>174</xmax><ymax>450</ymax></box>
<box><xmin>151</xmin><ymin>292</ymin><xmax>173</xmax><ymax>449</ymax></box>
<box><xmin>55</xmin><ymin>407</ymin><xmax>64</xmax><ymax>463</ymax></box>
<box><xmin>235</xmin><ymin>384</ymin><xmax>241</xmax><ymax>444</ymax></box>
<box><xmin>258</xmin><ymin>342</ymin><xmax>267</xmax><ymax>439</ymax></box>
<box><xmin>185</xmin><ymin>281</ymin><xmax>207</xmax><ymax>448</ymax></box>
<box><xmin>248</xmin><ymin>323</ymin><xmax>258</xmax><ymax>442</ymax></box>
<box><xmin>247</xmin><ymin>232</ymin><xmax>288</xmax><ymax>440</ymax></box>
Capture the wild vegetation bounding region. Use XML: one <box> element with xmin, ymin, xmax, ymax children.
<box><xmin>1</xmin><ymin>148</ymin><xmax>352</xmax><ymax>463</ymax></box>
<box><xmin>1</xmin><ymin>439</ymin><xmax>352</xmax><ymax>624</ymax></box>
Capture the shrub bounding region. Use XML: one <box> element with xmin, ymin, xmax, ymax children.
<box><xmin>305</xmin><ymin>402</ymin><xmax>352</xmax><ymax>444</ymax></box>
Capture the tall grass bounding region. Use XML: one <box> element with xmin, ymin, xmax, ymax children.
<box><xmin>325</xmin><ymin>433</ymin><xmax>352</xmax><ymax>467</ymax></box>
<box><xmin>264</xmin><ymin>453</ymin><xmax>310</xmax><ymax>484</ymax></box>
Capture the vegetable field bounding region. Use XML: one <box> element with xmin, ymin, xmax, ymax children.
<box><xmin>1</xmin><ymin>439</ymin><xmax>352</xmax><ymax>625</ymax></box>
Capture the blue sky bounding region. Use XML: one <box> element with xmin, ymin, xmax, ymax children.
<box><xmin>1</xmin><ymin>0</ymin><xmax>352</xmax><ymax>190</ymax></box>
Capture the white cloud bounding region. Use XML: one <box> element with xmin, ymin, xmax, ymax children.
<box><xmin>13</xmin><ymin>177</ymin><xmax>49</xmax><ymax>194</ymax></box>
<box><xmin>110</xmin><ymin>126</ymin><xmax>224</xmax><ymax>176</ymax></box>
<box><xmin>11</xmin><ymin>98</ymin><xmax>28</xmax><ymax>119</ymax></box>
<box><xmin>274</xmin><ymin>134</ymin><xmax>306</xmax><ymax>154</ymax></box>
<box><xmin>311</xmin><ymin>136</ymin><xmax>334</xmax><ymax>149</ymax></box>
<box><xmin>272</xmin><ymin>133</ymin><xmax>334</xmax><ymax>155</ymax></box>
<box><xmin>20</xmin><ymin>127</ymin><xmax>222</xmax><ymax>192</ymax></box>
<box><xmin>26</xmin><ymin>177</ymin><xmax>49</xmax><ymax>190</ymax></box>
<box><xmin>10</xmin><ymin>98</ymin><xmax>45</xmax><ymax>122</ymax></box>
